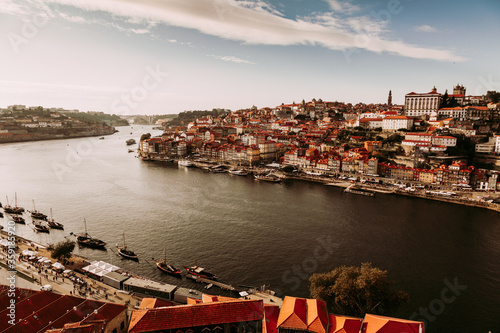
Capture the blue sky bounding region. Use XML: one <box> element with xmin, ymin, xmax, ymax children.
<box><xmin>1</xmin><ymin>0</ymin><xmax>499</xmax><ymax>115</ymax></box>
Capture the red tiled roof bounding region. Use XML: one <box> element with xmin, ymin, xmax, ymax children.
<box><xmin>129</xmin><ymin>300</ymin><xmax>264</xmax><ymax>333</ymax></box>
<box><xmin>361</xmin><ymin>314</ymin><xmax>424</xmax><ymax>333</ymax></box>
<box><xmin>277</xmin><ymin>297</ymin><xmax>308</xmax><ymax>331</ymax></box>
<box><xmin>263</xmin><ymin>305</ymin><xmax>280</xmax><ymax>333</ymax></box>
<box><xmin>306</xmin><ymin>299</ymin><xmax>329</xmax><ymax>333</ymax></box>
<box><xmin>328</xmin><ymin>314</ymin><xmax>362</xmax><ymax>333</ymax></box>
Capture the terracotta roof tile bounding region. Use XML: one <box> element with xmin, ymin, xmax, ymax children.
<box><xmin>129</xmin><ymin>299</ymin><xmax>264</xmax><ymax>333</ymax></box>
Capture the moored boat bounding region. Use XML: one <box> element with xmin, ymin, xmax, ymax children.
<box><xmin>126</xmin><ymin>139</ymin><xmax>136</xmax><ymax>145</ymax></box>
<box><xmin>178</xmin><ymin>159</ymin><xmax>194</xmax><ymax>167</ymax></box>
<box><xmin>117</xmin><ymin>233</ymin><xmax>138</xmax><ymax>260</ymax></box>
<box><xmin>12</xmin><ymin>215</ymin><xmax>25</xmax><ymax>224</ymax></box>
<box><xmin>229</xmin><ymin>169</ymin><xmax>248</xmax><ymax>176</ymax></box>
<box><xmin>74</xmin><ymin>219</ymin><xmax>106</xmax><ymax>249</ymax></box>
<box><xmin>154</xmin><ymin>248</ymin><xmax>181</xmax><ymax>276</ymax></box>
<box><xmin>254</xmin><ymin>174</ymin><xmax>281</xmax><ymax>182</ymax></box>
<box><xmin>4</xmin><ymin>194</ymin><xmax>25</xmax><ymax>214</ymax></box>
<box><xmin>33</xmin><ymin>221</ymin><xmax>50</xmax><ymax>233</ymax></box>
<box><xmin>184</xmin><ymin>265</ymin><xmax>218</xmax><ymax>280</ymax></box>
<box><xmin>47</xmin><ymin>208</ymin><xmax>64</xmax><ymax>230</ymax></box>
<box><xmin>30</xmin><ymin>200</ymin><xmax>47</xmax><ymax>220</ymax></box>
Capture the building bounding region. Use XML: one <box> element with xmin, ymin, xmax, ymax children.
<box><xmin>360</xmin><ymin>314</ymin><xmax>424</xmax><ymax>333</ymax></box>
<box><xmin>382</xmin><ymin>116</ymin><xmax>413</xmax><ymax>132</ymax></box>
<box><xmin>0</xmin><ymin>286</ymin><xmax>128</xmax><ymax>333</ymax></box>
<box><xmin>128</xmin><ymin>298</ymin><xmax>264</xmax><ymax>333</ymax></box>
<box><xmin>404</xmin><ymin>87</ymin><xmax>442</xmax><ymax>118</ymax></box>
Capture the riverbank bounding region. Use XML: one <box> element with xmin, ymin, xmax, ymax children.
<box><xmin>0</xmin><ymin>128</ymin><xmax>117</xmax><ymax>144</ymax></box>
<box><xmin>0</xmin><ymin>229</ymin><xmax>282</xmax><ymax>308</ymax></box>
<box><xmin>174</xmin><ymin>158</ymin><xmax>500</xmax><ymax>214</ymax></box>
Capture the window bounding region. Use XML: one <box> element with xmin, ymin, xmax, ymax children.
<box><xmin>121</xmin><ymin>321</ymin><xmax>125</xmax><ymax>330</ymax></box>
<box><xmin>113</xmin><ymin>329</ymin><xmax>117</xmax><ymax>333</ymax></box>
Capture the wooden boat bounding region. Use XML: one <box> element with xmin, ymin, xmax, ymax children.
<box><xmin>12</xmin><ymin>215</ymin><xmax>25</xmax><ymax>224</ymax></box>
<box><xmin>31</xmin><ymin>200</ymin><xmax>47</xmax><ymax>220</ymax></box>
<box><xmin>126</xmin><ymin>139</ymin><xmax>136</xmax><ymax>145</ymax></box>
<box><xmin>154</xmin><ymin>248</ymin><xmax>181</xmax><ymax>277</ymax></box>
<box><xmin>47</xmin><ymin>208</ymin><xmax>64</xmax><ymax>230</ymax></box>
<box><xmin>4</xmin><ymin>194</ymin><xmax>24</xmax><ymax>214</ymax></box>
<box><xmin>117</xmin><ymin>233</ymin><xmax>138</xmax><ymax>260</ymax></box>
<box><xmin>254</xmin><ymin>174</ymin><xmax>281</xmax><ymax>182</ymax></box>
<box><xmin>184</xmin><ymin>265</ymin><xmax>218</xmax><ymax>280</ymax></box>
<box><xmin>229</xmin><ymin>169</ymin><xmax>248</xmax><ymax>176</ymax></box>
<box><xmin>33</xmin><ymin>221</ymin><xmax>49</xmax><ymax>233</ymax></box>
<box><xmin>74</xmin><ymin>219</ymin><xmax>106</xmax><ymax>249</ymax></box>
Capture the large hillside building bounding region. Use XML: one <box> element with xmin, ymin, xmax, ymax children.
<box><xmin>404</xmin><ymin>87</ymin><xmax>442</xmax><ymax>118</ymax></box>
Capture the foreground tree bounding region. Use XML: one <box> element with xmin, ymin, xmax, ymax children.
<box><xmin>309</xmin><ymin>263</ymin><xmax>408</xmax><ymax>317</ymax></box>
<box><xmin>50</xmin><ymin>240</ymin><xmax>76</xmax><ymax>260</ymax></box>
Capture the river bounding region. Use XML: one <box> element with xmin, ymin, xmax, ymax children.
<box><xmin>0</xmin><ymin>125</ymin><xmax>498</xmax><ymax>332</ymax></box>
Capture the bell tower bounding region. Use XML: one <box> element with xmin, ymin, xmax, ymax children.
<box><xmin>388</xmin><ymin>90</ymin><xmax>392</xmax><ymax>106</ymax></box>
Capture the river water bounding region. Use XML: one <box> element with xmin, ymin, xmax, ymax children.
<box><xmin>0</xmin><ymin>126</ymin><xmax>498</xmax><ymax>332</ymax></box>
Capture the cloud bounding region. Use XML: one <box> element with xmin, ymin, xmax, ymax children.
<box><xmin>208</xmin><ymin>54</ymin><xmax>255</xmax><ymax>64</ymax></box>
<box><xmin>414</xmin><ymin>25</ymin><xmax>437</xmax><ymax>33</ymax></box>
<box><xmin>42</xmin><ymin>0</ymin><xmax>464</xmax><ymax>62</ymax></box>
<box><xmin>0</xmin><ymin>0</ymin><xmax>29</xmax><ymax>16</ymax></box>
<box><xmin>323</xmin><ymin>0</ymin><xmax>360</xmax><ymax>14</ymax></box>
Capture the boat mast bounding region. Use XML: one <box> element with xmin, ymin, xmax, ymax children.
<box><xmin>83</xmin><ymin>218</ymin><xmax>88</xmax><ymax>236</ymax></box>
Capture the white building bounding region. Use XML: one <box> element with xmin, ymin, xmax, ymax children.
<box><xmin>382</xmin><ymin>116</ymin><xmax>414</xmax><ymax>131</ymax></box>
<box><xmin>437</xmin><ymin>107</ymin><xmax>468</xmax><ymax>121</ymax></box>
<box><xmin>404</xmin><ymin>87</ymin><xmax>442</xmax><ymax>118</ymax></box>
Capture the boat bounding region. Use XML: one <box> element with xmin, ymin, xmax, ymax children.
<box><xmin>154</xmin><ymin>248</ymin><xmax>181</xmax><ymax>277</ymax></box>
<box><xmin>128</xmin><ymin>149</ymin><xmax>135</xmax><ymax>153</ymax></box>
<box><xmin>117</xmin><ymin>233</ymin><xmax>138</xmax><ymax>260</ymax></box>
<box><xmin>184</xmin><ymin>265</ymin><xmax>218</xmax><ymax>280</ymax></box>
<box><xmin>126</xmin><ymin>139</ymin><xmax>136</xmax><ymax>145</ymax></box>
<box><xmin>178</xmin><ymin>159</ymin><xmax>194</xmax><ymax>167</ymax></box>
<box><xmin>33</xmin><ymin>221</ymin><xmax>50</xmax><ymax>233</ymax></box>
<box><xmin>344</xmin><ymin>184</ymin><xmax>375</xmax><ymax>197</ymax></box>
<box><xmin>12</xmin><ymin>215</ymin><xmax>25</xmax><ymax>224</ymax></box>
<box><xmin>229</xmin><ymin>169</ymin><xmax>248</xmax><ymax>176</ymax></box>
<box><xmin>0</xmin><ymin>211</ymin><xmax>3</xmax><ymax>218</ymax></box>
<box><xmin>99</xmin><ymin>137</ymin><xmax>105</xmax><ymax>140</ymax></box>
<box><xmin>31</xmin><ymin>200</ymin><xmax>47</xmax><ymax>220</ymax></box>
<box><xmin>4</xmin><ymin>194</ymin><xmax>25</xmax><ymax>214</ymax></box>
<box><xmin>47</xmin><ymin>208</ymin><xmax>64</xmax><ymax>230</ymax></box>
<box><xmin>254</xmin><ymin>174</ymin><xmax>281</xmax><ymax>183</ymax></box>
<box><xmin>74</xmin><ymin>219</ymin><xmax>106</xmax><ymax>249</ymax></box>
<box><xmin>211</xmin><ymin>167</ymin><xmax>226</xmax><ymax>173</ymax></box>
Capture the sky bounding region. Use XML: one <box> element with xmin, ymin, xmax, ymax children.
<box><xmin>0</xmin><ymin>0</ymin><xmax>499</xmax><ymax>115</ymax></box>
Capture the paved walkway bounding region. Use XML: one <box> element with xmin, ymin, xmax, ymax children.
<box><xmin>0</xmin><ymin>236</ymin><xmax>142</xmax><ymax>310</ymax></box>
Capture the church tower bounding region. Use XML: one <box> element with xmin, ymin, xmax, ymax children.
<box><xmin>388</xmin><ymin>90</ymin><xmax>392</xmax><ymax>106</ymax></box>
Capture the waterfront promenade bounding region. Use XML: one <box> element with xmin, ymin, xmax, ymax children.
<box><xmin>0</xmin><ymin>232</ymin><xmax>142</xmax><ymax>309</ymax></box>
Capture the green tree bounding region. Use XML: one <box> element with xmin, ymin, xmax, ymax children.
<box><xmin>309</xmin><ymin>263</ymin><xmax>409</xmax><ymax>317</ymax></box>
<box><xmin>50</xmin><ymin>240</ymin><xmax>76</xmax><ymax>260</ymax></box>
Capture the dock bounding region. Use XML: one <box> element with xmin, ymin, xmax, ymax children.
<box><xmin>188</xmin><ymin>275</ymin><xmax>238</xmax><ymax>291</ymax></box>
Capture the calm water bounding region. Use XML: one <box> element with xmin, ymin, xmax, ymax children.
<box><xmin>0</xmin><ymin>126</ymin><xmax>499</xmax><ymax>332</ymax></box>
